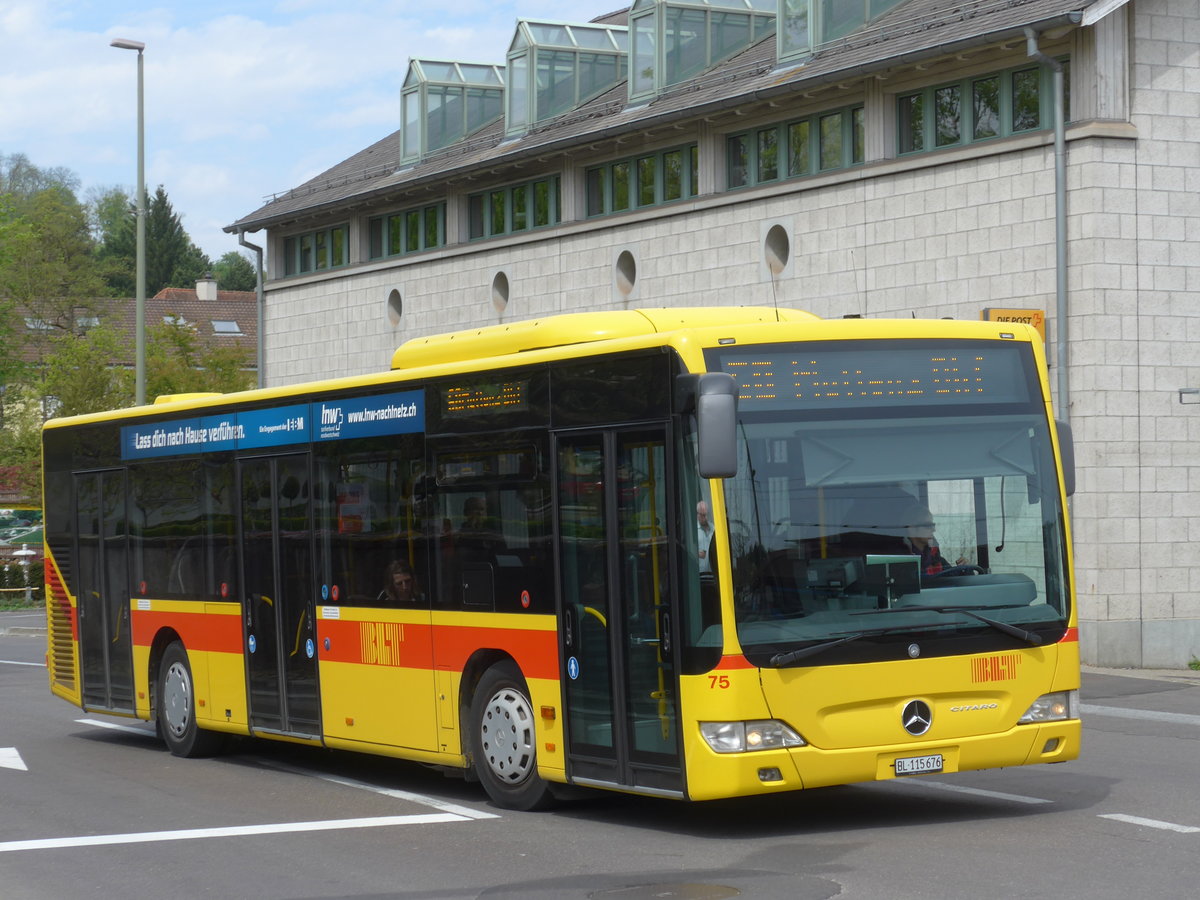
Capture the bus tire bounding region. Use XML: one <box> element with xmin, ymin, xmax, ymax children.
<box><xmin>471</xmin><ymin>661</ymin><xmax>555</xmax><ymax>811</ymax></box>
<box><xmin>157</xmin><ymin>642</ymin><xmax>224</xmax><ymax>758</ymax></box>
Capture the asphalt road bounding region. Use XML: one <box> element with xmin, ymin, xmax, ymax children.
<box><xmin>2</xmin><ymin>617</ymin><xmax>1198</xmax><ymax>900</ymax></box>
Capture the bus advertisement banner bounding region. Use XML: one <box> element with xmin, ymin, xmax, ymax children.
<box><xmin>120</xmin><ymin>390</ymin><xmax>423</xmax><ymax>460</ymax></box>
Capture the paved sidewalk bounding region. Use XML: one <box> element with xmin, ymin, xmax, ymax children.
<box><xmin>0</xmin><ymin>609</ymin><xmax>46</xmax><ymax>637</ymax></box>
<box><xmin>1082</xmin><ymin>664</ymin><xmax>1200</xmax><ymax>684</ymax></box>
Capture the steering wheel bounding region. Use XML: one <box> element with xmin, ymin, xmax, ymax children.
<box><xmin>928</xmin><ymin>564</ymin><xmax>985</xmax><ymax>578</ymax></box>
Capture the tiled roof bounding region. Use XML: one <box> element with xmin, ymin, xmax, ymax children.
<box><xmin>17</xmin><ymin>292</ymin><xmax>258</xmax><ymax>367</ymax></box>
<box><xmin>227</xmin><ymin>0</ymin><xmax>1097</xmax><ymax>235</ymax></box>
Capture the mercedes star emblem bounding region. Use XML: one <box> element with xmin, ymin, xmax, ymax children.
<box><xmin>902</xmin><ymin>699</ymin><xmax>933</xmax><ymax>736</ymax></box>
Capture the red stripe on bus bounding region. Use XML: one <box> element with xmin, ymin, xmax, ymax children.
<box><xmin>1059</xmin><ymin>627</ymin><xmax>1079</xmax><ymax>643</ymax></box>
<box><xmin>715</xmin><ymin>654</ymin><xmax>755</xmax><ymax>670</ymax></box>
<box><xmin>316</xmin><ymin>618</ymin><xmax>559</xmax><ymax>680</ymax></box>
<box><xmin>433</xmin><ymin>623</ymin><xmax>559</xmax><ymax>679</ymax></box>
<box><xmin>317</xmin><ymin>619</ymin><xmax>434</xmax><ymax>668</ymax></box>
<box><xmin>44</xmin><ymin>555</ymin><xmax>77</xmax><ymax>641</ymax></box>
<box><xmin>131</xmin><ymin>609</ymin><xmax>243</xmax><ymax>653</ymax></box>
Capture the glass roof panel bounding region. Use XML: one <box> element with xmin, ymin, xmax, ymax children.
<box><xmin>572</xmin><ymin>26</ymin><xmax>624</xmax><ymax>50</ymax></box>
<box><xmin>529</xmin><ymin>23</ymin><xmax>572</xmax><ymax>46</ymax></box>
<box><xmin>405</xmin><ymin>60</ymin><xmax>503</xmax><ymax>86</ymax></box>
<box><xmin>420</xmin><ymin>61</ymin><xmax>459</xmax><ymax>81</ymax></box>
<box><xmin>458</xmin><ymin>63</ymin><xmax>503</xmax><ymax>85</ymax></box>
<box><xmin>632</xmin><ymin>0</ymin><xmax>776</xmax><ymax>9</ymax></box>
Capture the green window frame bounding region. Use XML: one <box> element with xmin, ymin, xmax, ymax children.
<box><xmin>282</xmin><ymin>224</ymin><xmax>349</xmax><ymax>276</ymax></box>
<box><xmin>897</xmin><ymin>60</ymin><xmax>1069</xmax><ymax>156</ymax></box>
<box><xmin>726</xmin><ymin>104</ymin><xmax>863</xmax><ymax>190</ymax></box>
<box><xmin>585</xmin><ymin>144</ymin><xmax>699</xmax><ymax>217</ymax></box>
<box><xmin>467</xmin><ymin>176</ymin><xmax>561</xmax><ymax>240</ymax></box>
<box><xmin>368</xmin><ymin>204</ymin><xmax>445</xmax><ymax>260</ymax></box>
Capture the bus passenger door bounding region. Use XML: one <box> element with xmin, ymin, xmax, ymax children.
<box><xmin>555</xmin><ymin>428</ymin><xmax>683</xmax><ymax>797</ymax></box>
<box><xmin>238</xmin><ymin>454</ymin><xmax>321</xmax><ymax>737</ymax></box>
<box><xmin>74</xmin><ymin>469</ymin><xmax>134</xmax><ymax>713</ymax></box>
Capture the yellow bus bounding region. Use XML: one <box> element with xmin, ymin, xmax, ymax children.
<box><xmin>42</xmin><ymin>308</ymin><xmax>1080</xmax><ymax>810</ymax></box>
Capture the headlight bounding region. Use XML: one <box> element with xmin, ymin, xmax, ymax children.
<box><xmin>1018</xmin><ymin>690</ymin><xmax>1079</xmax><ymax>724</ymax></box>
<box><xmin>700</xmin><ymin>720</ymin><xmax>806</xmax><ymax>753</ymax></box>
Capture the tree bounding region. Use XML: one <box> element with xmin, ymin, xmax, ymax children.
<box><xmin>39</xmin><ymin>323</ymin><xmax>133</xmax><ymax>417</ymax></box>
<box><xmin>98</xmin><ymin>185</ymin><xmax>213</xmax><ymax>297</ymax></box>
<box><xmin>0</xmin><ymin>384</ymin><xmax>47</xmax><ymax>506</ymax></box>
<box><xmin>0</xmin><ymin>153</ymin><xmax>80</xmax><ymax>213</ymax></box>
<box><xmin>0</xmin><ymin>197</ymin><xmax>33</xmax><ymax>391</ymax></box>
<box><xmin>0</xmin><ymin>185</ymin><xmax>109</xmax><ymax>374</ymax></box>
<box><xmin>86</xmin><ymin>185</ymin><xmax>132</xmax><ymax>245</ymax></box>
<box><xmin>145</xmin><ymin>318</ymin><xmax>255</xmax><ymax>398</ymax></box>
<box><xmin>213</xmin><ymin>250</ymin><xmax>258</xmax><ymax>292</ymax></box>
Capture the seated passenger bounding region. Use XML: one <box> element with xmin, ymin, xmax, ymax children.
<box><xmin>457</xmin><ymin>496</ymin><xmax>504</xmax><ymax>560</ymax></box>
<box><xmin>378</xmin><ymin>560</ymin><xmax>420</xmax><ymax>605</ymax></box>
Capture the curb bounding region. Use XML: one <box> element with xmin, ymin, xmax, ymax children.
<box><xmin>0</xmin><ymin>627</ymin><xmax>46</xmax><ymax>637</ymax></box>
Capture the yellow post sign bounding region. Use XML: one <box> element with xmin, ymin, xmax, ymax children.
<box><xmin>982</xmin><ymin>308</ymin><xmax>1046</xmax><ymax>343</ymax></box>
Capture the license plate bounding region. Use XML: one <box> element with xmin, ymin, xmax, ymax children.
<box><xmin>894</xmin><ymin>753</ymin><xmax>943</xmax><ymax>776</ymax></box>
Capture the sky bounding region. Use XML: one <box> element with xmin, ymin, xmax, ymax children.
<box><xmin>0</xmin><ymin>0</ymin><xmax>617</xmax><ymax>262</ymax></box>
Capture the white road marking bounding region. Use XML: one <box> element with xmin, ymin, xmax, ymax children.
<box><xmin>72</xmin><ymin>719</ymin><xmax>498</xmax><ymax>821</ymax></box>
<box><xmin>0</xmin><ymin>813</ymin><xmax>468</xmax><ymax>853</ymax></box>
<box><xmin>0</xmin><ymin>658</ymin><xmax>44</xmax><ymax>667</ymax></box>
<box><xmin>75</xmin><ymin>718</ymin><xmax>155</xmax><ymax>737</ymax></box>
<box><xmin>1081</xmin><ymin>704</ymin><xmax>1200</xmax><ymax>728</ymax></box>
<box><xmin>257</xmin><ymin>759</ymin><xmax>499</xmax><ymax>820</ymax></box>
<box><xmin>1099</xmin><ymin>814</ymin><xmax>1200</xmax><ymax>834</ymax></box>
<box><xmin>901</xmin><ymin>780</ymin><xmax>1051</xmax><ymax>805</ymax></box>
<box><xmin>1</xmin><ymin>748</ymin><xmax>28</xmax><ymax>771</ymax></box>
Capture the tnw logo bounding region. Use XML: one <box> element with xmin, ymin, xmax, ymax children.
<box><xmin>320</xmin><ymin>405</ymin><xmax>342</xmax><ymax>427</ymax></box>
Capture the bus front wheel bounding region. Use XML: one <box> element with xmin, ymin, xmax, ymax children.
<box><xmin>157</xmin><ymin>642</ymin><xmax>224</xmax><ymax>758</ymax></box>
<box><xmin>471</xmin><ymin>662</ymin><xmax>555</xmax><ymax>811</ymax></box>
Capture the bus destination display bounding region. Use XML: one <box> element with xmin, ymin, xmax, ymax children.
<box><xmin>710</xmin><ymin>343</ymin><xmax>1032</xmax><ymax>411</ymax></box>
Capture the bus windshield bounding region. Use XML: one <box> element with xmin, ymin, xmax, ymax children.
<box><xmin>707</xmin><ymin>338</ymin><xmax>1070</xmax><ymax>667</ymax></box>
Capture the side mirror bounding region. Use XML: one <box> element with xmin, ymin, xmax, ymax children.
<box><xmin>677</xmin><ymin>373</ymin><xmax>738</xmax><ymax>479</ymax></box>
<box><xmin>1056</xmin><ymin>419</ymin><xmax>1075</xmax><ymax>497</ymax></box>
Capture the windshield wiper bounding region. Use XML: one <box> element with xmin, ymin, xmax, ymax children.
<box><xmin>767</xmin><ymin>624</ymin><xmax>944</xmax><ymax>667</ymax></box>
<box><xmin>854</xmin><ymin>604</ymin><xmax>1044</xmax><ymax>646</ymax></box>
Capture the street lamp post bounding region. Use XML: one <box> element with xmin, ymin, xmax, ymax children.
<box><xmin>110</xmin><ymin>38</ymin><xmax>147</xmax><ymax>406</ymax></box>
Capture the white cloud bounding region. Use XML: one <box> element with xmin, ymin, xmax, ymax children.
<box><xmin>2</xmin><ymin>0</ymin><xmax>618</xmax><ymax>259</ymax></box>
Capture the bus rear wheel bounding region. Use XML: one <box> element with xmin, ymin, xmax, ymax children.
<box><xmin>471</xmin><ymin>662</ymin><xmax>555</xmax><ymax>811</ymax></box>
<box><xmin>157</xmin><ymin>642</ymin><xmax>224</xmax><ymax>758</ymax></box>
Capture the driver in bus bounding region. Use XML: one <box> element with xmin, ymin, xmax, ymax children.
<box><xmin>902</xmin><ymin>502</ymin><xmax>967</xmax><ymax>575</ymax></box>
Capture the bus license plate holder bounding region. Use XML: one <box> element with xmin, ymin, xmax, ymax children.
<box><xmin>894</xmin><ymin>753</ymin><xmax>943</xmax><ymax>776</ymax></box>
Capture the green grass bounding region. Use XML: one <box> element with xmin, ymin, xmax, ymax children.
<box><xmin>1189</xmin><ymin>657</ymin><xmax>1200</xmax><ymax>672</ymax></box>
<box><xmin>0</xmin><ymin>591</ymin><xmax>42</xmax><ymax>612</ymax></box>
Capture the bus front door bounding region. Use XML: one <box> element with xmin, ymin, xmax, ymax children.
<box><xmin>74</xmin><ymin>469</ymin><xmax>134</xmax><ymax>713</ymax></box>
<box><xmin>555</xmin><ymin>428</ymin><xmax>684</xmax><ymax>798</ymax></box>
<box><xmin>238</xmin><ymin>454</ymin><xmax>321</xmax><ymax>738</ymax></box>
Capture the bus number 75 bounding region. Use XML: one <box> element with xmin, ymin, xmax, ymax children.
<box><xmin>708</xmin><ymin>675</ymin><xmax>730</xmax><ymax>689</ymax></box>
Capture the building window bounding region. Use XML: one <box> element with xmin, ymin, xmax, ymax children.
<box><xmin>726</xmin><ymin>104</ymin><xmax>863</xmax><ymax>190</ymax></box>
<box><xmin>400</xmin><ymin>60</ymin><xmax>504</xmax><ymax>163</ymax></box>
<box><xmin>283</xmin><ymin>224</ymin><xmax>350</xmax><ymax>276</ymax></box>
<box><xmin>368</xmin><ymin>204</ymin><xmax>445</xmax><ymax>260</ymax></box>
<box><xmin>586</xmin><ymin>145</ymin><xmax>699</xmax><ymax>216</ymax></box>
<box><xmin>211</xmin><ymin>320</ymin><xmax>244</xmax><ymax>336</ymax></box>
<box><xmin>629</xmin><ymin>0</ymin><xmax>777</xmax><ymax>101</ymax></box>
<box><xmin>897</xmin><ymin>61</ymin><xmax>1067</xmax><ymax>156</ymax></box>
<box><xmin>505</xmin><ymin>21</ymin><xmax>628</xmax><ymax>136</ymax></box>
<box><xmin>468</xmin><ymin>176</ymin><xmax>560</xmax><ymax>240</ymax></box>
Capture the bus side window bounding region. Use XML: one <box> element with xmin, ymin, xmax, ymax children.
<box><xmin>431</xmin><ymin>440</ymin><xmax>553</xmax><ymax>614</ymax></box>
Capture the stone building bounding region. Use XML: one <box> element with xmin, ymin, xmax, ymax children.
<box><xmin>226</xmin><ymin>0</ymin><xmax>1200</xmax><ymax>668</ymax></box>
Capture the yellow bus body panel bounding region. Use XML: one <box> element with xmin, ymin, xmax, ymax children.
<box><xmin>678</xmin><ymin>644</ymin><xmax>1080</xmax><ymax>801</ymax></box>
